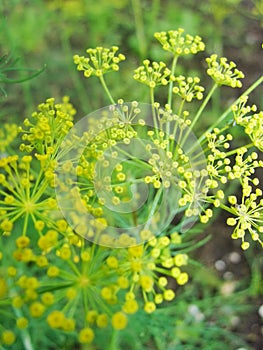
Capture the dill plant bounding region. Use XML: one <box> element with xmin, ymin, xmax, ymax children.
<box><xmin>0</xmin><ymin>28</ymin><xmax>262</xmax><ymax>349</ymax></box>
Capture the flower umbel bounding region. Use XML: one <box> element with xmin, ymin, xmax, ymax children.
<box><xmin>226</xmin><ymin>188</ymin><xmax>263</xmax><ymax>249</ymax></box>
<box><xmin>133</xmin><ymin>60</ymin><xmax>171</xmax><ymax>88</ymax></box>
<box><xmin>206</xmin><ymin>54</ymin><xmax>244</xmax><ymax>87</ymax></box>
<box><xmin>154</xmin><ymin>28</ymin><xmax>205</xmax><ymax>56</ymax></box>
<box><xmin>73</xmin><ymin>46</ymin><xmax>125</xmax><ymax>78</ymax></box>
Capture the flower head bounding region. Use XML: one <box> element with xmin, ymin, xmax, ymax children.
<box><xmin>232</xmin><ymin>96</ymin><xmax>263</xmax><ymax>151</ymax></box>
<box><xmin>206</xmin><ymin>54</ymin><xmax>244</xmax><ymax>87</ymax></box>
<box><xmin>73</xmin><ymin>46</ymin><xmax>125</xmax><ymax>78</ymax></box>
<box><xmin>19</xmin><ymin>96</ymin><xmax>75</xmax><ymax>157</ymax></box>
<box><xmin>133</xmin><ymin>60</ymin><xmax>171</xmax><ymax>88</ymax></box>
<box><xmin>154</xmin><ymin>29</ymin><xmax>205</xmax><ymax>56</ymax></box>
<box><xmin>172</xmin><ymin>75</ymin><xmax>205</xmax><ymax>102</ymax></box>
<box><xmin>226</xmin><ymin>185</ymin><xmax>263</xmax><ymax>248</ymax></box>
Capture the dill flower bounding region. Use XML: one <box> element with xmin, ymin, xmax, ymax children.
<box><xmin>226</xmin><ymin>185</ymin><xmax>263</xmax><ymax>248</ymax></box>
<box><xmin>232</xmin><ymin>96</ymin><xmax>263</xmax><ymax>151</ymax></box>
<box><xmin>133</xmin><ymin>60</ymin><xmax>171</xmax><ymax>88</ymax></box>
<box><xmin>19</xmin><ymin>96</ymin><xmax>76</xmax><ymax>157</ymax></box>
<box><xmin>206</xmin><ymin>54</ymin><xmax>244</xmax><ymax>87</ymax></box>
<box><xmin>154</xmin><ymin>28</ymin><xmax>205</xmax><ymax>56</ymax></box>
<box><xmin>0</xmin><ymin>155</ymin><xmax>58</xmax><ymax>241</ymax></box>
<box><xmin>172</xmin><ymin>76</ymin><xmax>205</xmax><ymax>102</ymax></box>
<box><xmin>73</xmin><ymin>46</ymin><xmax>125</xmax><ymax>78</ymax></box>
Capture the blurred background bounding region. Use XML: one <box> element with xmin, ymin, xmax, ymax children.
<box><xmin>0</xmin><ymin>1</ymin><xmax>263</xmax><ymax>349</ymax></box>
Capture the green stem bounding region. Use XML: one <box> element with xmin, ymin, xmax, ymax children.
<box><xmin>191</xmin><ymin>83</ymin><xmax>218</xmax><ymax>130</ymax></box>
<box><xmin>150</xmin><ymin>87</ymin><xmax>159</xmax><ymax>131</ymax></box>
<box><xmin>167</xmin><ymin>55</ymin><xmax>178</xmax><ymax>108</ymax></box>
<box><xmin>109</xmin><ymin>328</ymin><xmax>118</xmax><ymax>350</ymax></box>
<box><xmin>145</xmin><ymin>187</ymin><xmax>163</xmax><ymax>229</ymax></box>
<box><xmin>13</xmin><ymin>307</ymin><xmax>35</xmax><ymax>350</ymax></box>
<box><xmin>224</xmin><ymin>142</ymin><xmax>254</xmax><ymax>157</ymax></box>
<box><xmin>131</xmin><ymin>0</ymin><xmax>147</xmax><ymax>58</ymax></box>
<box><xmin>180</xmin><ymin>83</ymin><xmax>218</xmax><ymax>149</ymax></box>
<box><xmin>219</xmin><ymin>202</ymin><xmax>236</xmax><ymax>215</ymax></box>
<box><xmin>22</xmin><ymin>212</ymin><xmax>29</xmax><ymax>236</ymax></box>
<box><xmin>99</xmin><ymin>75</ymin><xmax>116</xmax><ymax>105</ymax></box>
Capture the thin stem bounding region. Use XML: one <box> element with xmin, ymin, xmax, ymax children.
<box><xmin>150</xmin><ymin>87</ymin><xmax>159</xmax><ymax>131</ymax></box>
<box><xmin>109</xmin><ymin>328</ymin><xmax>118</xmax><ymax>350</ymax></box>
<box><xmin>224</xmin><ymin>142</ymin><xmax>254</xmax><ymax>157</ymax></box>
<box><xmin>131</xmin><ymin>0</ymin><xmax>147</xmax><ymax>58</ymax></box>
<box><xmin>13</xmin><ymin>307</ymin><xmax>35</xmax><ymax>350</ymax></box>
<box><xmin>219</xmin><ymin>202</ymin><xmax>236</xmax><ymax>215</ymax></box>
<box><xmin>99</xmin><ymin>75</ymin><xmax>116</xmax><ymax>105</ymax></box>
<box><xmin>191</xmin><ymin>83</ymin><xmax>218</xmax><ymax>130</ymax></box>
<box><xmin>145</xmin><ymin>187</ymin><xmax>162</xmax><ymax>229</ymax></box>
<box><xmin>167</xmin><ymin>55</ymin><xmax>178</xmax><ymax>108</ymax></box>
<box><xmin>180</xmin><ymin>83</ymin><xmax>218</xmax><ymax>150</ymax></box>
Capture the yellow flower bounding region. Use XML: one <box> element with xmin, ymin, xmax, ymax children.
<box><xmin>12</xmin><ymin>296</ymin><xmax>24</xmax><ymax>308</ymax></box>
<box><xmin>16</xmin><ymin>317</ymin><xmax>29</xmax><ymax>329</ymax></box>
<box><xmin>140</xmin><ymin>275</ymin><xmax>154</xmax><ymax>292</ymax></box>
<box><xmin>62</xmin><ymin>318</ymin><xmax>76</xmax><ymax>332</ymax></box>
<box><xmin>163</xmin><ymin>289</ymin><xmax>175</xmax><ymax>301</ymax></box>
<box><xmin>0</xmin><ymin>219</ymin><xmax>13</xmax><ymax>232</ymax></box>
<box><xmin>96</xmin><ymin>314</ymin><xmax>108</xmax><ymax>328</ymax></box>
<box><xmin>47</xmin><ymin>310</ymin><xmax>65</xmax><ymax>329</ymax></box>
<box><xmin>86</xmin><ymin>310</ymin><xmax>98</xmax><ymax>324</ymax></box>
<box><xmin>106</xmin><ymin>256</ymin><xmax>119</xmax><ymax>268</ymax></box>
<box><xmin>47</xmin><ymin>266</ymin><xmax>60</xmax><ymax>277</ymax></box>
<box><xmin>177</xmin><ymin>272</ymin><xmax>189</xmax><ymax>285</ymax></box>
<box><xmin>111</xmin><ymin>312</ymin><xmax>128</xmax><ymax>330</ymax></box>
<box><xmin>117</xmin><ymin>276</ymin><xmax>129</xmax><ymax>289</ymax></box>
<box><xmin>41</xmin><ymin>292</ymin><xmax>55</xmax><ymax>305</ymax></box>
<box><xmin>144</xmin><ymin>301</ymin><xmax>156</xmax><ymax>313</ymax></box>
<box><xmin>122</xmin><ymin>299</ymin><xmax>139</xmax><ymax>314</ymax></box>
<box><xmin>174</xmin><ymin>254</ymin><xmax>188</xmax><ymax>266</ymax></box>
<box><xmin>29</xmin><ymin>302</ymin><xmax>45</xmax><ymax>317</ymax></box>
<box><xmin>58</xmin><ymin>246</ymin><xmax>71</xmax><ymax>260</ymax></box>
<box><xmin>2</xmin><ymin>330</ymin><xmax>15</xmax><ymax>345</ymax></box>
<box><xmin>78</xmin><ymin>327</ymin><xmax>95</xmax><ymax>344</ymax></box>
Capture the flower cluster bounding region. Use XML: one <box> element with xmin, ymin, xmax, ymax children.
<box><xmin>19</xmin><ymin>96</ymin><xmax>76</xmax><ymax>157</ymax></box>
<box><xmin>0</xmin><ymin>154</ymin><xmax>57</xmax><ymax>239</ymax></box>
<box><xmin>73</xmin><ymin>46</ymin><xmax>125</xmax><ymax>78</ymax></box>
<box><xmin>154</xmin><ymin>28</ymin><xmax>205</xmax><ymax>56</ymax></box>
<box><xmin>232</xmin><ymin>95</ymin><xmax>263</xmax><ymax>151</ymax></box>
<box><xmin>172</xmin><ymin>76</ymin><xmax>205</xmax><ymax>102</ymax></box>
<box><xmin>0</xmin><ymin>211</ymin><xmax>189</xmax><ymax>347</ymax></box>
<box><xmin>206</xmin><ymin>54</ymin><xmax>245</xmax><ymax>87</ymax></box>
<box><xmin>226</xmin><ymin>188</ymin><xmax>263</xmax><ymax>249</ymax></box>
<box><xmin>133</xmin><ymin>60</ymin><xmax>171</xmax><ymax>88</ymax></box>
